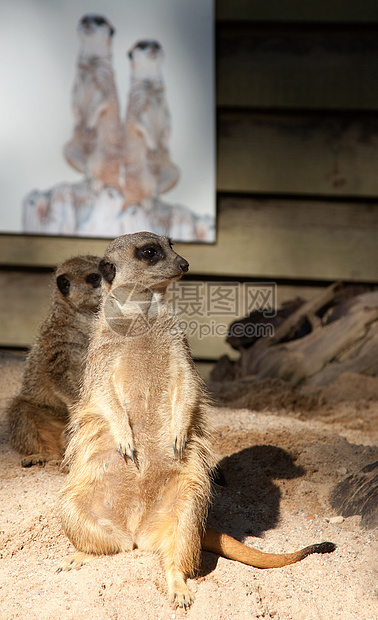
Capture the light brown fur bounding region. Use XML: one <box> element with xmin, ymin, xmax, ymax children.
<box><xmin>57</xmin><ymin>233</ymin><xmax>335</xmax><ymax>607</ymax></box>
<box><xmin>123</xmin><ymin>41</ymin><xmax>180</xmax><ymax>207</ymax></box>
<box><xmin>7</xmin><ymin>255</ymin><xmax>102</xmax><ymax>467</ymax></box>
<box><xmin>64</xmin><ymin>14</ymin><xmax>122</xmax><ymax>189</ymax></box>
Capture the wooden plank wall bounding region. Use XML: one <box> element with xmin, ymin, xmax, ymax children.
<box><xmin>1</xmin><ymin>2</ymin><xmax>378</xmax><ymax>362</ymax></box>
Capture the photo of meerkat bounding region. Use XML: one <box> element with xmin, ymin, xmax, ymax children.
<box><xmin>57</xmin><ymin>233</ymin><xmax>335</xmax><ymax>608</ymax></box>
<box><xmin>123</xmin><ymin>40</ymin><xmax>180</xmax><ymax>206</ymax></box>
<box><xmin>64</xmin><ymin>14</ymin><xmax>122</xmax><ymax>189</ymax></box>
<box><xmin>7</xmin><ymin>255</ymin><xmax>102</xmax><ymax>467</ymax></box>
<box><xmin>4</xmin><ymin>3</ymin><xmax>216</xmax><ymax>242</ymax></box>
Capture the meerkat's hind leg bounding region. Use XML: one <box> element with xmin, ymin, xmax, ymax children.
<box><xmin>166</xmin><ymin>566</ymin><xmax>194</xmax><ymax>608</ymax></box>
<box><xmin>142</xmin><ymin>522</ymin><xmax>196</xmax><ymax>607</ymax></box>
<box><xmin>21</xmin><ymin>453</ymin><xmax>61</xmax><ymax>468</ymax></box>
<box><xmin>56</xmin><ymin>551</ymin><xmax>96</xmax><ymax>573</ymax></box>
<box><xmin>139</xmin><ymin>473</ymin><xmax>206</xmax><ymax>608</ymax></box>
<box><xmin>8</xmin><ymin>398</ymin><xmax>66</xmax><ymax>466</ymax></box>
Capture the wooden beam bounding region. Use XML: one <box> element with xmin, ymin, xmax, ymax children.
<box><xmin>0</xmin><ymin>197</ymin><xmax>377</xmax><ymax>281</ymax></box>
<box><xmin>217</xmin><ymin>27</ymin><xmax>378</xmax><ymax>110</ymax></box>
<box><xmin>217</xmin><ymin>112</ymin><xmax>378</xmax><ymax>197</ymax></box>
<box><xmin>0</xmin><ymin>235</ymin><xmax>109</xmax><ymax>268</ymax></box>
<box><xmin>0</xmin><ymin>271</ymin><xmax>52</xmax><ymax>347</ymax></box>
<box><xmin>216</xmin><ymin>0</ymin><xmax>378</xmax><ymax>23</ymax></box>
<box><xmin>211</xmin><ymin>198</ymin><xmax>378</xmax><ymax>282</ymax></box>
<box><xmin>0</xmin><ymin>270</ymin><xmax>324</xmax><ymax>354</ymax></box>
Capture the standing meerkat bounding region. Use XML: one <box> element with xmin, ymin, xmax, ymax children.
<box><xmin>57</xmin><ymin>233</ymin><xmax>335</xmax><ymax>608</ymax></box>
<box><xmin>64</xmin><ymin>14</ymin><xmax>122</xmax><ymax>189</ymax></box>
<box><xmin>123</xmin><ymin>40</ymin><xmax>180</xmax><ymax>206</ymax></box>
<box><xmin>7</xmin><ymin>255</ymin><xmax>102</xmax><ymax>467</ymax></box>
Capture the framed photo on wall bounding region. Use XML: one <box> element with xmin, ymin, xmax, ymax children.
<box><xmin>0</xmin><ymin>0</ymin><xmax>215</xmax><ymax>242</ymax></box>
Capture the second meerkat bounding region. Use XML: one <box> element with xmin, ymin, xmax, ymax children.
<box><xmin>58</xmin><ymin>233</ymin><xmax>335</xmax><ymax>608</ymax></box>
<box><xmin>7</xmin><ymin>255</ymin><xmax>102</xmax><ymax>467</ymax></box>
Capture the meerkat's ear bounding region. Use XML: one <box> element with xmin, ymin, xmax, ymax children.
<box><xmin>99</xmin><ymin>259</ymin><xmax>116</xmax><ymax>283</ymax></box>
<box><xmin>56</xmin><ymin>274</ymin><xmax>70</xmax><ymax>296</ymax></box>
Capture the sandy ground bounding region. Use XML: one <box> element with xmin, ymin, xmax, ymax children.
<box><xmin>0</xmin><ymin>350</ymin><xmax>377</xmax><ymax>620</ymax></box>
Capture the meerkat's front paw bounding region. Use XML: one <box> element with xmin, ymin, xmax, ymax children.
<box><xmin>173</xmin><ymin>434</ymin><xmax>187</xmax><ymax>459</ymax></box>
<box><xmin>109</xmin><ymin>422</ymin><xmax>136</xmax><ymax>463</ymax></box>
<box><xmin>117</xmin><ymin>442</ymin><xmax>136</xmax><ymax>463</ymax></box>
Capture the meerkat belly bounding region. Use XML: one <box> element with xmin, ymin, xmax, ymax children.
<box><xmin>147</xmin><ymin>97</ymin><xmax>164</xmax><ymax>135</ymax></box>
<box><xmin>127</xmin><ymin>403</ymin><xmax>174</xmax><ymax>463</ymax></box>
<box><xmin>77</xmin><ymin>77</ymin><xmax>94</xmax><ymax>110</ymax></box>
<box><xmin>88</xmin><ymin>440</ymin><xmax>178</xmax><ymax>539</ymax></box>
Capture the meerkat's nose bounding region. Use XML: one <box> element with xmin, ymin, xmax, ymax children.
<box><xmin>178</xmin><ymin>259</ymin><xmax>189</xmax><ymax>273</ymax></box>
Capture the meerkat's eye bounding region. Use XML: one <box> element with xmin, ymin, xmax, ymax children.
<box><xmin>168</xmin><ymin>238</ymin><xmax>174</xmax><ymax>248</ymax></box>
<box><xmin>86</xmin><ymin>273</ymin><xmax>101</xmax><ymax>286</ymax></box>
<box><xmin>93</xmin><ymin>16</ymin><xmax>106</xmax><ymax>26</ymax></box>
<box><xmin>142</xmin><ymin>248</ymin><xmax>157</xmax><ymax>258</ymax></box>
<box><xmin>135</xmin><ymin>244</ymin><xmax>162</xmax><ymax>264</ymax></box>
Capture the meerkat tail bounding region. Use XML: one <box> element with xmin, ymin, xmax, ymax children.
<box><xmin>202</xmin><ymin>528</ymin><xmax>336</xmax><ymax>569</ymax></box>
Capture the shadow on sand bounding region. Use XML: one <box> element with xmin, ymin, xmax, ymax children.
<box><xmin>201</xmin><ymin>444</ymin><xmax>306</xmax><ymax>576</ymax></box>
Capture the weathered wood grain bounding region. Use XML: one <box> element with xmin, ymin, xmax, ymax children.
<box><xmin>0</xmin><ymin>271</ymin><xmax>52</xmax><ymax>347</ymax></box>
<box><xmin>217</xmin><ymin>113</ymin><xmax>378</xmax><ymax>197</ymax></box>
<box><xmin>1</xmin><ymin>197</ymin><xmax>377</xmax><ymax>281</ymax></box>
<box><xmin>241</xmin><ymin>292</ymin><xmax>378</xmax><ymax>386</ymax></box>
<box><xmin>0</xmin><ymin>268</ymin><xmax>324</xmax><ymax>354</ymax></box>
<box><xmin>216</xmin><ymin>0</ymin><xmax>378</xmax><ymax>23</ymax></box>
<box><xmin>217</xmin><ymin>27</ymin><xmax>378</xmax><ymax>110</ymax></box>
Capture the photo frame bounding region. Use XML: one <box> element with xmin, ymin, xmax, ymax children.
<box><xmin>0</xmin><ymin>0</ymin><xmax>215</xmax><ymax>243</ymax></box>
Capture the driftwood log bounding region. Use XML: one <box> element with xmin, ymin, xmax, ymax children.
<box><xmin>211</xmin><ymin>284</ymin><xmax>378</xmax><ymax>387</ymax></box>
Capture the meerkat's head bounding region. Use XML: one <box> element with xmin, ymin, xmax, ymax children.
<box><xmin>99</xmin><ymin>232</ymin><xmax>188</xmax><ymax>295</ymax></box>
<box><xmin>128</xmin><ymin>40</ymin><xmax>164</xmax><ymax>81</ymax></box>
<box><xmin>55</xmin><ymin>255</ymin><xmax>102</xmax><ymax>312</ymax></box>
<box><xmin>77</xmin><ymin>14</ymin><xmax>115</xmax><ymax>57</ymax></box>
